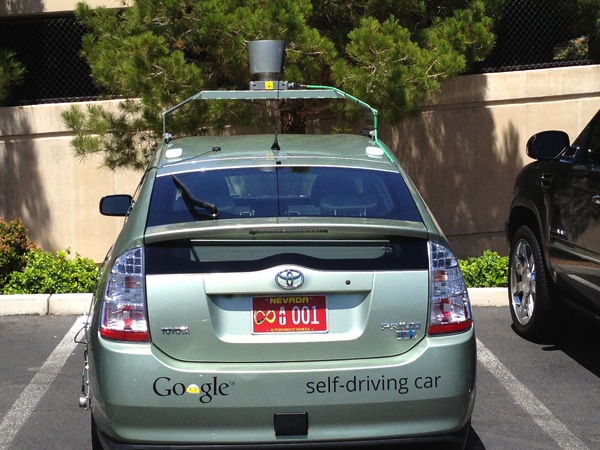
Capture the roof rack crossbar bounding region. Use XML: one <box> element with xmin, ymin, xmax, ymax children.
<box><xmin>161</xmin><ymin>84</ymin><xmax>392</xmax><ymax>162</ymax></box>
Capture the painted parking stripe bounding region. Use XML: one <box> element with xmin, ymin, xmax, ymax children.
<box><xmin>0</xmin><ymin>320</ymin><xmax>588</xmax><ymax>449</ymax></box>
<box><xmin>477</xmin><ymin>339</ymin><xmax>589</xmax><ymax>450</ymax></box>
<box><xmin>0</xmin><ymin>316</ymin><xmax>86</xmax><ymax>450</ymax></box>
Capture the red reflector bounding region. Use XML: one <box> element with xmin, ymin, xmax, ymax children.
<box><xmin>100</xmin><ymin>327</ymin><xmax>150</xmax><ymax>342</ymax></box>
<box><xmin>428</xmin><ymin>319</ymin><xmax>472</xmax><ymax>335</ymax></box>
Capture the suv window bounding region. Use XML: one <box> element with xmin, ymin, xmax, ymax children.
<box><xmin>147</xmin><ymin>166</ymin><xmax>422</xmax><ymax>227</ymax></box>
<box><xmin>586</xmin><ymin>123</ymin><xmax>600</xmax><ymax>165</ymax></box>
<box><xmin>574</xmin><ymin>112</ymin><xmax>600</xmax><ymax>165</ymax></box>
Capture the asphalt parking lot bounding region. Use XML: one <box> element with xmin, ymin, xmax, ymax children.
<box><xmin>1</xmin><ymin>305</ymin><xmax>599</xmax><ymax>449</ymax></box>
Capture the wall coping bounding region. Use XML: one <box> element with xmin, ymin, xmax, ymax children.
<box><xmin>425</xmin><ymin>64</ymin><xmax>600</xmax><ymax>108</ymax></box>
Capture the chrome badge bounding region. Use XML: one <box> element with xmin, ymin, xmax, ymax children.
<box><xmin>275</xmin><ymin>269</ymin><xmax>304</xmax><ymax>290</ymax></box>
<box><xmin>381</xmin><ymin>322</ymin><xmax>421</xmax><ymax>340</ymax></box>
<box><xmin>161</xmin><ymin>326</ymin><xmax>190</xmax><ymax>336</ymax></box>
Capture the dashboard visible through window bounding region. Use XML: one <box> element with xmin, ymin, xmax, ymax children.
<box><xmin>147</xmin><ymin>166</ymin><xmax>422</xmax><ymax>226</ymax></box>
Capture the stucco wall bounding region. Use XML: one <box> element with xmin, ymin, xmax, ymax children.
<box><xmin>1</xmin><ymin>0</ymin><xmax>125</xmax><ymax>16</ymax></box>
<box><xmin>1</xmin><ymin>65</ymin><xmax>599</xmax><ymax>261</ymax></box>
<box><xmin>0</xmin><ymin>100</ymin><xmax>139</xmax><ymax>262</ymax></box>
<box><xmin>384</xmin><ymin>64</ymin><xmax>600</xmax><ymax>257</ymax></box>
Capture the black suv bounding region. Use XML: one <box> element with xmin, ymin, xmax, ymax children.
<box><xmin>506</xmin><ymin>109</ymin><xmax>600</xmax><ymax>338</ymax></box>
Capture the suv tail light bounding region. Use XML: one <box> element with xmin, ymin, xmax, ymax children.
<box><xmin>100</xmin><ymin>247</ymin><xmax>149</xmax><ymax>342</ymax></box>
<box><xmin>427</xmin><ymin>242</ymin><xmax>472</xmax><ymax>335</ymax></box>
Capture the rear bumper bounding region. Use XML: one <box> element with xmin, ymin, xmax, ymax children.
<box><xmin>97</xmin><ymin>420</ymin><xmax>471</xmax><ymax>449</ymax></box>
<box><xmin>89</xmin><ymin>329</ymin><xmax>476</xmax><ymax>447</ymax></box>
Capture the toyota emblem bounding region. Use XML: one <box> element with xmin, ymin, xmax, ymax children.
<box><xmin>275</xmin><ymin>269</ymin><xmax>304</xmax><ymax>290</ymax></box>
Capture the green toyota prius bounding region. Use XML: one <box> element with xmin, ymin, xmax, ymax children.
<box><xmin>80</xmin><ymin>42</ymin><xmax>475</xmax><ymax>450</ymax></box>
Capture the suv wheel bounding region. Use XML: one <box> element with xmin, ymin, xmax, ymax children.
<box><xmin>508</xmin><ymin>225</ymin><xmax>556</xmax><ymax>339</ymax></box>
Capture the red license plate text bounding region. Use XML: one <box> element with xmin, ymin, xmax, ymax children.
<box><xmin>252</xmin><ymin>295</ymin><xmax>328</xmax><ymax>333</ymax></box>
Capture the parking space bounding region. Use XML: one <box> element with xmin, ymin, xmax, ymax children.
<box><xmin>472</xmin><ymin>307</ymin><xmax>600</xmax><ymax>449</ymax></box>
<box><xmin>0</xmin><ymin>315</ymin><xmax>88</xmax><ymax>450</ymax></box>
<box><xmin>1</xmin><ymin>309</ymin><xmax>599</xmax><ymax>449</ymax></box>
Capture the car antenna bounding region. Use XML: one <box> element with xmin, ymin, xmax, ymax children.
<box><xmin>271</xmin><ymin>129</ymin><xmax>280</xmax><ymax>151</ymax></box>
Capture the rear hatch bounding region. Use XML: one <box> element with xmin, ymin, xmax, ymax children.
<box><xmin>145</xmin><ymin>230</ymin><xmax>430</xmax><ymax>363</ymax></box>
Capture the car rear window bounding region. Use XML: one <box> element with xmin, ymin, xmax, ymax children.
<box><xmin>147</xmin><ymin>166</ymin><xmax>422</xmax><ymax>227</ymax></box>
<box><xmin>145</xmin><ymin>238</ymin><xmax>428</xmax><ymax>274</ymax></box>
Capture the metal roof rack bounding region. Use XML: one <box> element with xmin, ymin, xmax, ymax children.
<box><xmin>161</xmin><ymin>40</ymin><xmax>391</xmax><ymax>162</ymax></box>
<box><xmin>162</xmin><ymin>84</ymin><xmax>380</xmax><ymax>145</ymax></box>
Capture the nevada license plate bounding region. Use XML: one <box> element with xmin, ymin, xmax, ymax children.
<box><xmin>252</xmin><ymin>295</ymin><xmax>328</xmax><ymax>333</ymax></box>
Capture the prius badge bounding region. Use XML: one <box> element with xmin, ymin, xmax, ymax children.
<box><xmin>381</xmin><ymin>322</ymin><xmax>421</xmax><ymax>340</ymax></box>
<box><xmin>275</xmin><ymin>269</ymin><xmax>304</xmax><ymax>290</ymax></box>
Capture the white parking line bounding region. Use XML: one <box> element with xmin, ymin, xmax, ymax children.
<box><xmin>0</xmin><ymin>320</ymin><xmax>589</xmax><ymax>449</ymax></box>
<box><xmin>477</xmin><ymin>339</ymin><xmax>589</xmax><ymax>450</ymax></box>
<box><xmin>0</xmin><ymin>316</ymin><xmax>86</xmax><ymax>450</ymax></box>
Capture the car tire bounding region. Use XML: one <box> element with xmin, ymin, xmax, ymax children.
<box><xmin>508</xmin><ymin>225</ymin><xmax>557</xmax><ymax>339</ymax></box>
<box><xmin>91</xmin><ymin>414</ymin><xmax>103</xmax><ymax>450</ymax></box>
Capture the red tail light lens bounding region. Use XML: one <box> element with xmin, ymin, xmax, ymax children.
<box><xmin>428</xmin><ymin>242</ymin><xmax>472</xmax><ymax>335</ymax></box>
<box><xmin>100</xmin><ymin>247</ymin><xmax>149</xmax><ymax>342</ymax></box>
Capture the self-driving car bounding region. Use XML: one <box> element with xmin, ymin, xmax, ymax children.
<box><xmin>80</xmin><ymin>41</ymin><xmax>475</xmax><ymax>449</ymax></box>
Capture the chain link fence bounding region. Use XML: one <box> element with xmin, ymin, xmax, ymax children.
<box><xmin>478</xmin><ymin>0</ymin><xmax>598</xmax><ymax>72</ymax></box>
<box><xmin>0</xmin><ymin>1</ymin><xmax>598</xmax><ymax>106</ymax></box>
<box><xmin>0</xmin><ymin>15</ymin><xmax>99</xmax><ymax>106</ymax></box>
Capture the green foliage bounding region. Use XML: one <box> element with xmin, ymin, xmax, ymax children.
<box><xmin>0</xmin><ymin>218</ymin><xmax>36</xmax><ymax>290</ymax></box>
<box><xmin>0</xmin><ymin>218</ymin><xmax>96</xmax><ymax>294</ymax></box>
<box><xmin>331</xmin><ymin>0</ymin><xmax>497</xmax><ymax>122</ymax></box>
<box><xmin>3</xmin><ymin>249</ymin><xmax>98</xmax><ymax>295</ymax></box>
<box><xmin>64</xmin><ymin>0</ymin><xmax>338</xmax><ymax>169</ymax></box>
<box><xmin>64</xmin><ymin>0</ymin><xmax>502</xmax><ymax>170</ymax></box>
<box><xmin>458</xmin><ymin>250</ymin><xmax>508</xmax><ymax>288</ymax></box>
<box><xmin>0</xmin><ymin>49</ymin><xmax>26</xmax><ymax>104</ymax></box>
<box><xmin>559</xmin><ymin>0</ymin><xmax>600</xmax><ymax>59</ymax></box>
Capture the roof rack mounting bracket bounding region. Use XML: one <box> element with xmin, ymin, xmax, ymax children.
<box><xmin>161</xmin><ymin>79</ymin><xmax>392</xmax><ymax>162</ymax></box>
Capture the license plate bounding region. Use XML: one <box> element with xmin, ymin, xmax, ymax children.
<box><xmin>252</xmin><ymin>295</ymin><xmax>328</xmax><ymax>334</ymax></box>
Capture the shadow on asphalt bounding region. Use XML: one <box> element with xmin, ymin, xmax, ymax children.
<box><xmin>543</xmin><ymin>312</ymin><xmax>600</xmax><ymax>377</ymax></box>
<box><xmin>466</xmin><ymin>427</ymin><xmax>486</xmax><ymax>449</ymax></box>
<box><xmin>327</xmin><ymin>425</ymin><xmax>485</xmax><ymax>449</ymax></box>
<box><xmin>511</xmin><ymin>311</ymin><xmax>600</xmax><ymax>377</ymax></box>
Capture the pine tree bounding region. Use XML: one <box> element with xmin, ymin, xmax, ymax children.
<box><xmin>0</xmin><ymin>49</ymin><xmax>26</xmax><ymax>104</ymax></box>
<box><xmin>63</xmin><ymin>0</ymin><xmax>503</xmax><ymax>170</ymax></box>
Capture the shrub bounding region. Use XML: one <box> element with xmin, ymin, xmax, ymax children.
<box><xmin>458</xmin><ymin>250</ymin><xmax>508</xmax><ymax>288</ymax></box>
<box><xmin>0</xmin><ymin>217</ymin><xmax>36</xmax><ymax>290</ymax></box>
<box><xmin>3</xmin><ymin>248</ymin><xmax>98</xmax><ymax>294</ymax></box>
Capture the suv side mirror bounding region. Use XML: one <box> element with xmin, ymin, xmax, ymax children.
<box><xmin>100</xmin><ymin>195</ymin><xmax>133</xmax><ymax>216</ymax></box>
<box><xmin>526</xmin><ymin>130</ymin><xmax>570</xmax><ymax>161</ymax></box>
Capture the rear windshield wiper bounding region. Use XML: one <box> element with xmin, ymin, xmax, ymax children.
<box><xmin>172</xmin><ymin>175</ymin><xmax>219</xmax><ymax>219</ymax></box>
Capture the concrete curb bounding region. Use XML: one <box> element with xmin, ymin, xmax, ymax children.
<box><xmin>468</xmin><ymin>287</ymin><xmax>507</xmax><ymax>308</ymax></box>
<box><xmin>0</xmin><ymin>289</ymin><xmax>507</xmax><ymax>316</ymax></box>
<box><xmin>0</xmin><ymin>293</ymin><xmax>92</xmax><ymax>316</ymax></box>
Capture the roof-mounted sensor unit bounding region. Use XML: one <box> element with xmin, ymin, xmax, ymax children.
<box><xmin>161</xmin><ymin>41</ymin><xmax>389</xmax><ymax>161</ymax></box>
<box><xmin>248</xmin><ymin>40</ymin><xmax>288</xmax><ymax>91</ymax></box>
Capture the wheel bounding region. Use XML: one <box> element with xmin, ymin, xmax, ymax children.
<box><xmin>91</xmin><ymin>414</ymin><xmax>103</xmax><ymax>450</ymax></box>
<box><xmin>508</xmin><ymin>225</ymin><xmax>557</xmax><ymax>339</ymax></box>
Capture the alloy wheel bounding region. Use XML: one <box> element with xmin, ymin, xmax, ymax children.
<box><xmin>510</xmin><ymin>238</ymin><xmax>536</xmax><ymax>326</ymax></box>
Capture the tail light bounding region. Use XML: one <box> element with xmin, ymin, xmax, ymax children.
<box><xmin>100</xmin><ymin>247</ymin><xmax>149</xmax><ymax>342</ymax></box>
<box><xmin>427</xmin><ymin>242</ymin><xmax>472</xmax><ymax>335</ymax></box>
